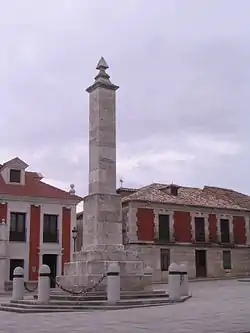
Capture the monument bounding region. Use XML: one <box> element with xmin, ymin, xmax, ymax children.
<box><xmin>60</xmin><ymin>58</ymin><xmax>150</xmax><ymax>290</ymax></box>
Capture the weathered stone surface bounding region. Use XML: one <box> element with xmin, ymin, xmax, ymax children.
<box><xmin>82</xmin><ymin>193</ymin><xmax>122</xmax><ymax>247</ymax></box>
<box><xmin>59</xmin><ymin>59</ymin><xmax>149</xmax><ymax>292</ymax></box>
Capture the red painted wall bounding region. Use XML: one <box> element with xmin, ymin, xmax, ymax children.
<box><xmin>0</xmin><ymin>203</ymin><xmax>7</xmax><ymax>222</ymax></box>
<box><xmin>208</xmin><ymin>214</ymin><xmax>217</xmax><ymax>242</ymax></box>
<box><xmin>62</xmin><ymin>207</ymin><xmax>71</xmax><ymax>274</ymax></box>
<box><xmin>173</xmin><ymin>211</ymin><xmax>192</xmax><ymax>242</ymax></box>
<box><xmin>29</xmin><ymin>205</ymin><xmax>40</xmax><ymax>280</ymax></box>
<box><xmin>136</xmin><ymin>208</ymin><xmax>155</xmax><ymax>241</ymax></box>
<box><xmin>233</xmin><ymin>216</ymin><xmax>246</xmax><ymax>244</ymax></box>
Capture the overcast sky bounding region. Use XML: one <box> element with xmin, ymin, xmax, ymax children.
<box><xmin>1</xmin><ymin>0</ymin><xmax>250</xmax><ymax>201</ymax></box>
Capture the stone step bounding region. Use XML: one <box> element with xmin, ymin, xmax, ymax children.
<box><xmin>13</xmin><ymin>297</ymin><xmax>170</xmax><ymax>307</ymax></box>
<box><xmin>0</xmin><ymin>296</ymin><xmax>191</xmax><ymax>313</ymax></box>
<box><xmin>48</xmin><ymin>291</ymin><xmax>168</xmax><ymax>301</ymax></box>
<box><xmin>50</xmin><ymin>288</ymin><xmax>165</xmax><ymax>295</ymax></box>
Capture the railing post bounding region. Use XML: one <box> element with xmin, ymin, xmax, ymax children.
<box><xmin>107</xmin><ymin>262</ymin><xmax>120</xmax><ymax>304</ymax></box>
<box><xmin>38</xmin><ymin>264</ymin><xmax>51</xmax><ymax>304</ymax></box>
<box><xmin>12</xmin><ymin>266</ymin><xmax>24</xmax><ymax>301</ymax></box>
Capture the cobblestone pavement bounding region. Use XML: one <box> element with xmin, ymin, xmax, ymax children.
<box><xmin>1</xmin><ymin>279</ymin><xmax>250</xmax><ymax>333</ymax></box>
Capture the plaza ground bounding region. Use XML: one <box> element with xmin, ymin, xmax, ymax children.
<box><xmin>0</xmin><ymin>279</ymin><xmax>250</xmax><ymax>333</ymax></box>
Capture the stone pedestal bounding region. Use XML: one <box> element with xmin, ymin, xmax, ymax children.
<box><xmin>59</xmin><ymin>245</ymin><xmax>150</xmax><ymax>291</ymax></box>
<box><xmin>59</xmin><ymin>193</ymin><xmax>150</xmax><ymax>291</ymax></box>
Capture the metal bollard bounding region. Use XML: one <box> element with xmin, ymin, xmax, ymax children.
<box><xmin>12</xmin><ymin>266</ymin><xmax>24</xmax><ymax>301</ymax></box>
<box><xmin>107</xmin><ymin>262</ymin><xmax>120</xmax><ymax>304</ymax></box>
<box><xmin>179</xmin><ymin>263</ymin><xmax>189</xmax><ymax>296</ymax></box>
<box><xmin>38</xmin><ymin>264</ymin><xmax>51</xmax><ymax>304</ymax></box>
<box><xmin>168</xmin><ymin>263</ymin><xmax>181</xmax><ymax>301</ymax></box>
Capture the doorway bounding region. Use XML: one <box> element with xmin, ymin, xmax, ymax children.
<box><xmin>9</xmin><ymin>259</ymin><xmax>24</xmax><ymax>281</ymax></box>
<box><xmin>195</xmin><ymin>250</ymin><xmax>207</xmax><ymax>278</ymax></box>
<box><xmin>42</xmin><ymin>254</ymin><xmax>57</xmax><ymax>288</ymax></box>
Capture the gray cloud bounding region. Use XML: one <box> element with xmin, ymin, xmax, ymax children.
<box><xmin>1</xmin><ymin>0</ymin><xmax>250</xmax><ymax>197</ymax></box>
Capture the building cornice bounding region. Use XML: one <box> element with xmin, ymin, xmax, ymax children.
<box><xmin>0</xmin><ymin>194</ymin><xmax>81</xmax><ymax>206</ymax></box>
<box><xmin>128</xmin><ymin>200</ymin><xmax>250</xmax><ymax>216</ymax></box>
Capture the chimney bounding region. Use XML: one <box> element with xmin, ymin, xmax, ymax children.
<box><xmin>168</xmin><ymin>184</ymin><xmax>179</xmax><ymax>196</ymax></box>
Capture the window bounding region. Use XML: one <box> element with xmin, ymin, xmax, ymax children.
<box><xmin>9</xmin><ymin>259</ymin><xmax>24</xmax><ymax>281</ymax></box>
<box><xmin>158</xmin><ymin>214</ymin><xmax>170</xmax><ymax>242</ymax></box>
<box><xmin>9</xmin><ymin>169</ymin><xmax>21</xmax><ymax>183</ymax></box>
<box><xmin>9</xmin><ymin>213</ymin><xmax>26</xmax><ymax>242</ymax></box>
<box><xmin>220</xmin><ymin>219</ymin><xmax>230</xmax><ymax>243</ymax></box>
<box><xmin>195</xmin><ymin>217</ymin><xmax>205</xmax><ymax>242</ymax></box>
<box><xmin>222</xmin><ymin>250</ymin><xmax>231</xmax><ymax>270</ymax></box>
<box><xmin>43</xmin><ymin>214</ymin><xmax>58</xmax><ymax>243</ymax></box>
<box><xmin>160</xmin><ymin>248</ymin><xmax>170</xmax><ymax>271</ymax></box>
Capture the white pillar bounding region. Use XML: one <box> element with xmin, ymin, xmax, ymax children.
<box><xmin>168</xmin><ymin>263</ymin><xmax>181</xmax><ymax>301</ymax></box>
<box><xmin>0</xmin><ymin>259</ymin><xmax>6</xmax><ymax>291</ymax></box>
<box><xmin>12</xmin><ymin>266</ymin><xmax>24</xmax><ymax>301</ymax></box>
<box><xmin>216</xmin><ymin>215</ymin><xmax>221</xmax><ymax>242</ymax></box>
<box><xmin>38</xmin><ymin>264</ymin><xmax>51</xmax><ymax>304</ymax></box>
<box><xmin>107</xmin><ymin>262</ymin><xmax>120</xmax><ymax>304</ymax></box>
<box><xmin>229</xmin><ymin>216</ymin><xmax>234</xmax><ymax>243</ymax></box>
<box><xmin>0</xmin><ymin>221</ymin><xmax>7</xmax><ymax>291</ymax></box>
<box><xmin>144</xmin><ymin>265</ymin><xmax>153</xmax><ymax>291</ymax></box>
<box><xmin>179</xmin><ymin>263</ymin><xmax>189</xmax><ymax>296</ymax></box>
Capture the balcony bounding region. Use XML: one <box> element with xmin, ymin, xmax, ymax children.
<box><xmin>43</xmin><ymin>231</ymin><xmax>59</xmax><ymax>243</ymax></box>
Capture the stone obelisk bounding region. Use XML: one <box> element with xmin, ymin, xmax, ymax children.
<box><xmin>61</xmin><ymin>58</ymin><xmax>149</xmax><ymax>291</ymax></box>
<box><xmin>83</xmin><ymin>56</ymin><xmax>123</xmax><ymax>250</ymax></box>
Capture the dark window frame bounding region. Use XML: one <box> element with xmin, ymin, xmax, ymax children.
<box><xmin>9</xmin><ymin>212</ymin><xmax>26</xmax><ymax>242</ymax></box>
<box><xmin>43</xmin><ymin>214</ymin><xmax>59</xmax><ymax>243</ymax></box>
<box><xmin>160</xmin><ymin>248</ymin><xmax>170</xmax><ymax>271</ymax></box>
<box><xmin>222</xmin><ymin>250</ymin><xmax>232</xmax><ymax>270</ymax></box>
<box><xmin>9</xmin><ymin>169</ymin><xmax>21</xmax><ymax>183</ymax></box>
<box><xmin>195</xmin><ymin>217</ymin><xmax>205</xmax><ymax>242</ymax></box>
<box><xmin>220</xmin><ymin>219</ymin><xmax>230</xmax><ymax>243</ymax></box>
<box><xmin>9</xmin><ymin>259</ymin><xmax>24</xmax><ymax>281</ymax></box>
<box><xmin>158</xmin><ymin>214</ymin><xmax>170</xmax><ymax>242</ymax></box>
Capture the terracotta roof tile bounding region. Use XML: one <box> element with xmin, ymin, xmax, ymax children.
<box><xmin>0</xmin><ymin>163</ymin><xmax>82</xmax><ymax>202</ymax></box>
<box><xmin>203</xmin><ymin>186</ymin><xmax>250</xmax><ymax>210</ymax></box>
<box><xmin>122</xmin><ymin>183</ymin><xmax>249</xmax><ymax>211</ymax></box>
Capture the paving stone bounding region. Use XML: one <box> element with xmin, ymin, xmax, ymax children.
<box><xmin>0</xmin><ymin>280</ymin><xmax>250</xmax><ymax>332</ymax></box>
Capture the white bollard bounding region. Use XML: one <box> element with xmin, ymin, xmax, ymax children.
<box><xmin>168</xmin><ymin>263</ymin><xmax>181</xmax><ymax>301</ymax></box>
<box><xmin>38</xmin><ymin>264</ymin><xmax>51</xmax><ymax>304</ymax></box>
<box><xmin>12</xmin><ymin>266</ymin><xmax>24</xmax><ymax>301</ymax></box>
<box><xmin>107</xmin><ymin>262</ymin><xmax>120</xmax><ymax>304</ymax></box>
<box><xmin>179</xmin><ymin>263</ymin><xmax>189</xmax><ymax>296</ymax></box>
<box><xmin>143</xmin><ymin>265</ymin><xmax>153</xmax><ymax>291</ymax></box>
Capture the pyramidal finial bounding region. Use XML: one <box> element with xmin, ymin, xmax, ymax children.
<box><xmin>86</xmin><ymin>57</ymin><xmax>119</xmax><ymax>92</ymax></box>
<box><xmin>96</xmin><ymin>57</ymin><xmax>109</xmax><ymax>70</ymax></box>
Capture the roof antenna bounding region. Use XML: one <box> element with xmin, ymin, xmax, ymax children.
<box><xmin>119</xmin><ymin>178</ymin><xmax>124</xmax><ymax>188</ymax></box>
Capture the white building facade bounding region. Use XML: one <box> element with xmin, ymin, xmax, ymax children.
<box><xmin>0</xmin><ymin>157</ymin><xmax>81</xmax><ymax>290</ymax></box>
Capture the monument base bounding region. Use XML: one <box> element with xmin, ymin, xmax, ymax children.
<box><xmin>58</xmin><ymin>245</ymin><xmax>152</xmax><ymax>291</ymax></box>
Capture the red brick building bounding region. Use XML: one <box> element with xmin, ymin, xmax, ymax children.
<box><xmin>119</xmin><ymin>183</ymin><xmax>250</xmax><ymax>282</ymax></box>
<box><xmin>0</xmin><ymin>157</ymin><xmax>81</xmax><ymax>288</ymax></box>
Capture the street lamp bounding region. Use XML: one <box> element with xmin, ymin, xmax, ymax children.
<box><xmin>72</xmin><ymin>226</ymin><xmax>78</xmax><ymax>253</ymax></box>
